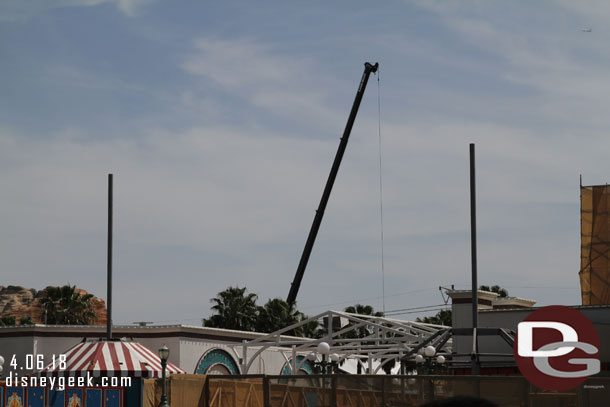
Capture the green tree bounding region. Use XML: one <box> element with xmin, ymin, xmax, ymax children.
<box><xmin>479</xmin><ymin>285</ymin><xmax>508</xmax><ymax>297</ymax></box>
<box><xmin>0</xmin><ymin>315</ymin><xmax>16</xmax><ymax>326</ymax></box>
<box><xmin>255</xmin><ymin>298</ymin><xmax>303</xmax><ymax>334</ymax></box>
<box><xmin>255</xmin><ymin>298</ymin><xmax>323</xmax><ymax>337</ymax></box>
<box><xmin>416</xmin><ymin>309</ymin><xmax>452</xmax><ymax>326</ymax></box>
<box><xmin>381</xmin><ymin>358</ymin><xmax>396</xmax><ymax>375</ymax></box>
<box><xmin>19</xmin><ymin>316</ymin><xmax>33</xmax><ymax>325</ymax></box>
<box><xmin>39</xmin><ymin>285</ymin><xmax>97</xmax><ymax>325</ymax></box>
<box><xmin>342</xmin><ymin>304</ymin><xmax>384</xmax><ymax>373</ymax></box>
<box><xmin>344</xmin><ymin>304</ymin><xmax>383</xmax><ymax>317</ymax></box>
<box><xmin>342</xmin><ymin>304</ymin><xmax>384</xmax><ymax>338</ymax></box>
<box><xmin>299</xmin><ymin>317</ymin><xmax>323</xmax><ymax>339</ymax></box>
<box><xmin>203</xmin><ymin>286</ymin><xmax>258</xmax><ymax>331</ymax></box>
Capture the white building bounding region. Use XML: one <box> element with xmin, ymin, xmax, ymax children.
<box><xmin>0</xmin><ymin>324</ymin><xmax>293</xmax><ymax>377</ymax></box>
<box><xmin>0</xmin><ymin>310</ymin><xmax>449</xmax><ymax>377</ymax></box>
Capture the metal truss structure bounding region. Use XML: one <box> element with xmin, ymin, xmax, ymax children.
<box><xmin>240</xmin><ymin>310</ymin><xmax>452</xmax><ymax>375</ymax></box>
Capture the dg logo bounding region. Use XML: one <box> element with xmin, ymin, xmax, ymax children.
<box><xmin>514</xmin><ymin>305</ymin><xmax>600</xmax><ymax>391</ymax></box>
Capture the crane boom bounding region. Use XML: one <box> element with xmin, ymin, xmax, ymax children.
<box><xmin>287</xmin><ymin>62</ymin><xmax>379</xmax><ymax>305</ymax></box>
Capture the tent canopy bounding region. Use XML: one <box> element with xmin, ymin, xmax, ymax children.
<box><xmin>40</xmin><ymin>338</ymin><xmax>186</xmax><ymax>378</ymax></box>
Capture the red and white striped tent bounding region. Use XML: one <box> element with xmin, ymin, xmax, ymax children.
<box><xmin>40</xmin><ymin>339</ymin><xmax>186</xmax><ymax>378</ymax></box>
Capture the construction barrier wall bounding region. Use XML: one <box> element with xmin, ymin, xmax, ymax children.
<box><xmin>4</xmin><ymin>374</ymin><xmax>610</xmax><ymax>406</ymax></box>
<box><xmin>144</xmin><ymin>374</ymin><xmax>610</xmax><ymax>407</ymax></box>
<box><xmin>0</xmin><ymin>382</ymin><xmax>126</xmax><ymax>407</ymax></box>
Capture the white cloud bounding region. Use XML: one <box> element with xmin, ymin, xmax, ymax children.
<box><xmin>0</xmin><ymin>0</ymin><xmax>155</xmax><ymax>21</ymax></box>
<box><xmin>182</xmin><ymin>37</ymin><xmax>344</xmax><ymax>130</ymax></box>
<box><xmin>184</xmin><ymin>38</ymin><xmax>301</xmax><ymax>89</ymax></box>
<box><xmin>115</xmin><ymin>0</ymin><xmax>153</xmax><ymax>16</ymax></box>
<box><xmin>411</xmin><ymin>1</ymin><xmax>610</xmax><ymax>135</ymax></box>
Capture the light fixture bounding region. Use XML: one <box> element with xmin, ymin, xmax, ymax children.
<box><xmin>306</xmin><ymin>352</ymin><xmax>317</xmax><ymax>362</ymax></box>
<box><xmin>158</xmin><ymin>345</ymin><xmax>170</xmax><ymax>361</ymax></box>
<box><xmin>317</xmin><ymin>341</ymin><xmax>330</xmax><ymax>355</ymax></box>
<box><xmin>424</xmin><ymin>346</ymin><xmax>436</xmax><ymax>357</ymax></box>
<box><xmin>436</xmin><ymin>355</ymin><xmax>446</xmax><ymax>364</ymax></box>
<box><xmin>330</xmin><ymin>353</ymin><xmax>340</xmax><ymax>363</ymax></box>
<box><xmin>415</xmin><ymin>354</ymin><xmax>425</xmax><ymax>364</ymax></box>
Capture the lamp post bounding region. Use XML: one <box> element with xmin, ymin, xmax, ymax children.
<box><xmin>414</xmin><ymin>346</ymin><xmax>446</xmax><ymax>375</ymax></box>
<box><xmin>307</xmin><ymin>342</ymin><xmax>338</xmax><ymax>407</ymax></box>
<box><xmin>306</xmin><ymin>342</ymin><xmax>339</xmax><ymax>374</ymax></box>
<box><xmin>317</xmin><ymin>341</ymin><xmax>330</xmax><ymax>374</ymax></box>
<box><xmin>329</xmin><ymin>353</ymin><xmax>340</xmax><ymax>374</ymax></box>
<box><xmin>158</xmin><ymin>345</ymin><xmax>170</xmax><ymax>407</ymax></box>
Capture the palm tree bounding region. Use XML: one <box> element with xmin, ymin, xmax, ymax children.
<box><xmin>343</xmin><ymin>304</ymin><xmax>384</xmax><ymax>339</ymax></box>
<box><xmin>416</xmin><ymin>309</ymin><xmax>452</xmax><ymax>326</ymax></box>
<box><xmin>381</xmin><ymin>358</ymin><xmax>396</xmax><ymax>375</ymax></box>
<box><xmin>479</xmin><ymin>285</ymin><xmax>509</xmax><ymax>297</ymax></box>
<box><xmin>255</xmin><ymin>298</ymin><xmax>303</xmax><ymax>334</ymax></box>
<box><xmin>299</xmin><ymin>317</ymin><xmax>323</xmax><ymax>339</ymax></box>
<box><xmin>342</xmin><ymin>304</ymin><xmax>384</xmax><ymax>373</ymax></box>
<box><xmin>344</xmin><ymin>304</ymin><xmax>382</xmax><ymax>317</ymax></box>
<box><xmin>39</xmin><ymin>285</ymin><xmax>97</xmax><ymax>325</ymax></box>
<box><xmin>255</xmin><ymin>299</ymin><xmax>322</xmax><ymax>337</ymax></box>
<box><xmin>203</xmin><ymin>286</ymin><xmax>258</xmax><ymax>331</ymax></box>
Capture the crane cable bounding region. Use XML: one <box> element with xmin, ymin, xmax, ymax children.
<box><xmin>376</xmin><ymin>68</ymin><xmax>386</xmax><ymax>314</ymax></box>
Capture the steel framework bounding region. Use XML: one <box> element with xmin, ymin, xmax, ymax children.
<box><xmin>240</xmin><ymin>310</ymin><xmax>452</xmax><ymax>375</ymax></box>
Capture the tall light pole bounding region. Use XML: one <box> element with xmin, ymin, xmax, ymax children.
<box><xmin>469</xmin><ymin>144</ymin><xmax>480</xmax><ymax>375</ymax></box>
<box><xmin>158</xmin><ymin>345</ymin><xmax>170</xmax><ymax>407</ymax></box>
<box><xmin>107</xmin><ymin>174</ymin><xmax>113</xmax><ymax>340</ymax></box>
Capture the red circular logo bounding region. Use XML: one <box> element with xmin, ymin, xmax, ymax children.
<box><xmin>513</xmin><ymin>305</ymin><xmax>600</xmax><ymax>391</ymax></box>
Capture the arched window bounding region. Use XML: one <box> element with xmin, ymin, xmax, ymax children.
<box><xmin>195</xmin><ymin>348</ymin><xmax>240</xmax><ymax>375</ymax></box>
<box><xmin>280</xmin><ymin>355</ymin><xmax>314</xmax><ymax>375</ymax></box>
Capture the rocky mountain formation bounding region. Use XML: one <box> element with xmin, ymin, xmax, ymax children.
<box><xmin>0</xmin><ymin>285</ymin><xmax>107</xmax><ymax>325</ymax></box>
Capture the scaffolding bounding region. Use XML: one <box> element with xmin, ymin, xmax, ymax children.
<box><xmin>580</xmin><ymin>184</ymin><xmax>610</xmax><ymax>305</ymax></box>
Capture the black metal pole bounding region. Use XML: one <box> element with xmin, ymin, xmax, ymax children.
<box><xmin>160</xmin><ymin>358</ymin><xmax>169</xmax><ymax>407</ymax></box>
<box><xmin>287</xmin><ymin>62</ymin><xmax>378</xmax><ymax>305</ymax></box>
<box><xmin>107</xmin><ymin>174</ymin><xmax>113</xmax><ymax>340</ymax></box>
<box><xmin>263</xmin><ymin>376</ymin><xmax>270</xmax><ymax>407</ymax></box>
<box><xmin>469</xmin><ymin>144</ymin><xmax>479</xmax><ymax>375</ymax></box>
<box><xmin>331</xmin><ymin>375</ymin><xmax>338</xmax><ymax>407</ymax></box>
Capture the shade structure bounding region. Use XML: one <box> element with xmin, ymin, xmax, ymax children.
<box><xmin>39</xmin><ymin>339</ymin><xmax>186</xmax><ymax>378</ymax></box>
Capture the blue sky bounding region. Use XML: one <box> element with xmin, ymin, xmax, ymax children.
<box><xmin>1</xmin><ymin>1</ymin><xmax>607</xmax><ymax>324</ymax></box>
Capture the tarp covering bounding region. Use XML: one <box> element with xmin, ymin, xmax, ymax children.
<box><xmin>581</xmin><ymin>184</ymin><xmax>610</xmax><ymax>305</ymax></box>
<box><xmin>40</xmin><ymin>339</ymin><xmax>186</xmax><ymax>378</ymax></box>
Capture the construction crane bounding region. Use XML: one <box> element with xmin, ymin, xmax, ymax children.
<box><xmin>287</xmin><ymin>62</ymin><xmax>379</xmax><ymax>305</ymax></box>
